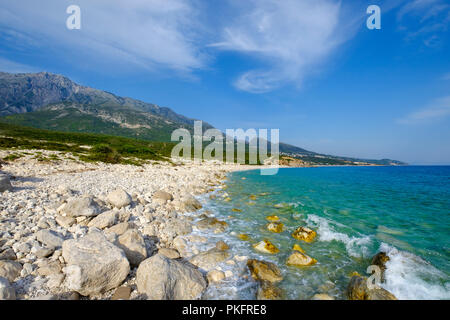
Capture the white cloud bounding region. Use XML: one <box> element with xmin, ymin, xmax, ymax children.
<box><xmin>0</xmin><ymin>0</ymin><xmax>207</xmax><ymax>73</ymax></box>
<box><xmin>210</xmin><ymin>0</ymin><xmax>356</xmax><ymax>93</ymax></box>
<box><xmin>398</xmin><ymin>96</ymin><xmax>450</xmax><ymax>124</ymax></box>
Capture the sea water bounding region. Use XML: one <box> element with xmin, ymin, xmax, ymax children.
<box><xmin>197</xmin><ymin>166</ymin><xmax>449</xmax><ymax>300</ymax></box>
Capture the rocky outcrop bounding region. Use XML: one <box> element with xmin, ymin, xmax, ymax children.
<box><xmin>346</xmin><ymin>275</ymin><xmax>397</xmax><ymax>300</ymax></box>
<box><xmin>62</xmin><ymin>232</ymin><xmax>130</xmax><ymax>296</ymax></box>
<box><xmin>136</xmin><ymin>254</ymin><xmax>207</xmax><ymax>300</ymax></box>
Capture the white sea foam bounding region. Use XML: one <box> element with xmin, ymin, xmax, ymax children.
<box><xmin>380</xmin><ymin>243</ymin><xmax>450</xmax><ymax>300</ymax></box>
<box><xmin>306</xmin><ymin>214</ymin><xmax>373</xmax><ymax>258</ymax></box>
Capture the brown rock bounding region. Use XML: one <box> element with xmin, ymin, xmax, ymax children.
<box><xmin>347</xmin><ymin>275</ymin><xmax>397</xmax><ymax>300</ymax></box>
<box><xmin>112</xmin><ymin>286</ymin><xmax>131</xmax><ymax>300</ymax></box>
<box><xmin>247</xmin><ymin>259</ymin><xmax>283</xmax><ymax>283</ymax></box>
<box><xmin>215</xmin><ymin>240</ymin><xmax>230</xmax><ymax>251</ymax></box>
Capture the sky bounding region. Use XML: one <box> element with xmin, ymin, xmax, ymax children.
<box><xmin>0</xmin><ymin>0</ymin><xmax>449</xmax><ymax>164</ymax></box>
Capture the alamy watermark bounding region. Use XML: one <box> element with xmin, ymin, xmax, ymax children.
<box><xmin>170</xmin><ymin>121</ymin><xmax>280</xmax><ymax>175</ymax></box>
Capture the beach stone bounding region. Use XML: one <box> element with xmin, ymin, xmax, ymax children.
<box><xmin>267</xmin><ymin>222</ymin><xmax>284</xmax><ymax>233</ymax></box>
<box><xmin>0</xmin><ymin>276</ymin><xmax>16</xmax><ymax>300</ymax></box>
<box><xmin>107</xmin><ymin>222</ymin><xmax>133</xmax><ymax>235</ymax></box>
<box><xmin>158</xmin><ymin>248</ymin><xmax>180</xmax><ymax>259</ymax></box>
<box><xmin>37</xmin><ymin>261</ymin><xmax>62</xmax><ymax>276</ymax></box>
<box><xmin>257</xmin><ymin>281</ymin><xmax>283</xmax><ymax>300</ymax></box>
<box><xmin>0</xmin><ymin>249</ymin><xmax>16</xmax><ymax>261</ymax></box>
<box><xmin>116</xmin><ymin>229</ymin><xmax>147</xmax><ymax>267</ymax></box>
<box><xmin>237</xmin><ymin>234</ymin><xmax>250</xmax><ymax>241</ymax></box>
<box><xmin>111</xmin><ymin>286</ymin><xmax>131</xmax><ymax>300</ymax></box>
<box><xmin>88</xmin><ymin>210</ymin><xmax>118</xmax><ymax>229</ymax></box>
<box><xmin>36</xmin><ymin>229</ymin><xmax>64</xmax><ymax>248</ymax></box>
<box><xmin>292</xmin><ymin>244</ymin><xmax>306</xmax><ymax>253</ymax></box>
<box><xmin>247</xmin><ymin>259</ymin><xmax>283</xmax><ymax>283</ymax></box>
<box><xmin>286</xmin><ymin>251</ymin><xmax>317</xmax><ymax>267</ymax></box>
<box><xmin>266</xmin><ymin>215</ymin><xmax>279</xmax><ymax>222</ymax></box>
<box><xmin>215</xmin><ymin>240</ymin><xmax>230</xmax><ymax>251</ymax></box>
<box><xmin>0</xmin><ymin>175</ymin><xmax>13</xmax><ymax>193</ymax></box>
<box><xmin>61</xmin><ymin>196</ymin><xmax>102</xmax><ymax>217</ymax></box>
<box><xmin>181</xmin><ymin>196</ymin><xmax>202</xmax><ymax>211</ymax></box>
<box><xmin>312</xmin><ymin>293</ymin><xmax>335</xmax><ymax>300</ymax></box>
<box><xmin>173</xmin><ymin>236</ymin><xmax>187</xmax><ymax>255</ymax></box>
<box><xmin>136</xmin><ymin>254</ymin><xmax>207</xmax><ymax>300</ymax></box>
<box><xmin>56</xmin><ymin>216</ymin><xmax>76</xmax><ymax>228</ymax></box>
<box><xmin>62</xmin><ymin>231</ymin><xmax>130</xmax><ymax>296</ymax></box>
<box><xmin>153</xmin><ymin>190</ymin><xmax>173</xmax><ymax>203</ymax></box>
<box><xmin>347</xmin><ymin>275</ymin><xmax>397</xmax><ymax>300</ymax></box>
<box><xmin>253</xmin><ymin>240</ymin><xmax>279</xmax><ymax>254</ymax></box>
<box><xmin>207</xmin><ymin>270</ymin><xmax>225</xmax><ymax>283</ymax></box>
<box><xmin>292</xmin><ymin>226</ymin><xmax>317</xmax><ymax>243</ymax></box>
<box><xmin>0</xmin><ymin>260</ymin><xmax>22</xmax><ymax>282</ymax></box>
<box><xmin>189</xmin><ymin>248</ymin><xmax>230</xmax><ymax>271</ymax></box>
<box><xmin>107</xmin><ymin>189</ymin><xmax>132</xmax><ymax>209</ymax></box>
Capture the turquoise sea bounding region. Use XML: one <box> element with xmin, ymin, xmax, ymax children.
<box><xmin>199</xmin><ymin>166</ymin><xmax>450</xmax><ymax>300</ymax></box>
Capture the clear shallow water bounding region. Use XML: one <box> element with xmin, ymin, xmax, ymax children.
<box><xmin>202</xmin><ymin>166</ymin><xmax>450</xmax><ymax>300</ymax></box>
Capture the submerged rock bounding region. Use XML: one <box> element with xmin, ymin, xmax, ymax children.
<box><xmin>266</xmin><ymin>215</ymin><xmax>279</xmax><ymax>222</ymax></box>
<box><xmin>257</xmin><ymin>281</ymin><xmax>283</xmax><ymax>300</ymax></box>
<box><xmin>266</xmin><ymin>222</ymin><xmax>284</xmax><ymax>233</ymax></box>
<box><xmin>346</xmin><ymin>275</ymin><xmax>397</xmax><ymax>300</ymax></box>
<box><xmin>286</xmin><ymin>251</ymin><xmax>317</xmax><ymax>267</ymax></box>
<box><xmin>247</xmin><ymin>259</ymin><xmax>283</xmax><ymax>283</ymax></box>
<box><xmin>136</xmin><ymin>254</ymin><xmax>206</xmax><ymax>300</ymax></box>
<box><xmin>253</xmin><ymin>240</ymin><xmax>279</xmax><ymax>254</ymax></box>
<box><xmin>189</xmin><ymin>248</ymin><xmax>230</xmax><ymax>271</ymax></box>
<box><xmin>62</xmin><ymin>231</ymin><xmax>130</xmax><ymax>296</ymax></box>
<box><xmin>215</xmin><ymin>240</ymin><xmax>230</xmax><ymax>251</ymax></box>
<box><xmin>207</xmin><ymin>270</ymin><xmax>225</xmax><ymax>283</ymax></box>
<box><xmin>237</xmin><ymin>234</ymin><xmax>250</xmax><ymax>241</ymax></box>
<box><xmin>291</xmin><ymin>226</ymin><xmax>317</xmax><ymax>243</ymax></box>
<box><xmin>312</xmin><ymin>293</ymin><xmax>335</xmax><ymax>300</ymax></box>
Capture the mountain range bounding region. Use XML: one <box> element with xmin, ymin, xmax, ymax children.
<box><xmin>0</xmin><ymin>71</ymin><xmax>406</xmax><ymax>165</ymax></box>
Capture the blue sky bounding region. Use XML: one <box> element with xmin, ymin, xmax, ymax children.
<box><xmin>0</xmin><ymin>0</ymin><xmax>449</xmax><ymax>164</ymax></box>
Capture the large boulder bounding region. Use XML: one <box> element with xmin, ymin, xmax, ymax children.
<box><xmin>62</xmin><ymin>231</ymin><xmax>130</xmax><ymax>296</ymax></box>
<box><xmin>116</xmin><ymin>229</ymin><xmax>147</xmax><ymax>267</ymax></box>
<box><xmin>107</xmin><ymin>189</ymin><xmax>132</xmax><ymax>209</ymax></box>
<box><xmin>36</xmin><ymin>229</ymin><xmax>64</xmax><ymax>248</ymax></box>
<box><xmin>136</xmin><ymin>254</ymin><xmax>207</xmax><ymax>300</ymax></box>
<box><xmin>247</xmin><ymin>259</ymin><xmax>283</xmax><ymax>283</ymax></box>
<box><xmin>189</xmin><ymin>248</ymin><xmax>230</xmax><ymax>271</ymax></box>
<box><xmin>0</xmin><ymin>276</ymin><xmax>16</xmax><ymax>300</ymax></box>
<box><xmin>61</xmin><ymin>196</ymin><xmax>102</xmax><ymax>217</ymax></box>
<box><xmin>371</xmin><ymin>252</ymin><xmax>390</xmax><ymax>282</ymax></box>
<box><xmin>88</xmin><ymin>210</ymin><xmax>118</xmax><ymax>229</ymax></box>
<box><xmin>0</xmin><ymin>261</ymin><xmax>22</xmax><ymax>282</ymax></box>
<box><xmin>0</xmin><ymin>175</ymin><xmax>13</xmax><ymax>193</ymax></box>
<box><xmin>346</xmin><ymin>275</ymin><xmax>397</xmax><ymax>300</ymax></box>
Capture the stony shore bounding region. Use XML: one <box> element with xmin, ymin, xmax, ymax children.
<box><xmin>0</xmin><ymin>149</ymin><xmax>264</xmax><ymax>300</ymax></box>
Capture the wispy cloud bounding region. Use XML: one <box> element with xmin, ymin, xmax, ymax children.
<box><xmin>398</xmin><ymin>96</ymin><xmax>450</xmax><ymax>124</ymax></box>
<box><xmin>0</xmin><ymin>0</ymin><xmax>207</xmax><ymax>74</ymax></box>
<box><xmin>0</xmin><ymin>57</ymin><xmax>39</xmax><ymax>73</ymax></box>
<box><xmin>210</xmin><ymin>0</ymin><xmax>357</xmax><ymax>93</ymax></box>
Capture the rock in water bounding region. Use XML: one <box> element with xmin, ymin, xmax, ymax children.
<box><xmin>0</xmin><ymin>276</ymin><xmax>16</xmax><ymax>300</ymax></box>
<box><xmin>152</xmin><ymin>190</ymin><xmax>174</xmax><ymax>203</ymax></box>
<box><xmin>291</xmin><ymin>226</ymin><xmax>317</xmax><ymax>242</ymax></box>
<box><xmin>181</xmin><ymin>196</ymin><xmax>203</xmax><ymax>211</ymax></box>
<box><xmin>371</xmin><ymin>252</ymin><xmax>390</xmax><ymax>281</ymax></box>
<box><xmin>36</xmin><ymin>229</ymin><xmax>64</xmax><ymax>248</ymax></box>
<box><xmin>0</xmin><ymin>175</ymin><xmax>13</xmax><ymax>193</ymax></box>
<box><xmin>189</xmin><ymin>248</ymin><xmax>230</xmax><ymax>271</ymax></box>
<box><xmin>215</xmin><ymin>240</ymin><xmax>230</xmax><ymax>251</ymax></box>
<box><xmin>246</xmin><ymin>259</ymin><xmax>283</xmax><ymax>283</ymax></box>
<box><xmin>256</xmin><ymin>281</ymin><xmax>283</xmax><ymax>300</ymax></box>
<box><xmin>312</xmin><ymin>293</ymin><xmax>335</xmax><ymax>300</ymax></box>
<box><xmin>61</xmin><ymin>196</ymin><xmax>102</xmax><ymax>217</ymax></box>
<box><xmin>253</xmin><ymin>240</ymin><xmax>279</xmax><ymax>254</ymax></box>
<box><xmin>346</xmin><ymin>275</ymin><xmax>397</xmax><ymax>300</ymax></box>
<box><xmin>107</xmin><ymin>189</ymin><xmax>132</xmax><ymax>208</ymax></box>
<box><xmin>62</xmin><ymin>231</ymin><xmax>130</xmax><ymax>296</ymax></box>
<box><xmin>136</xmin><ymin>254</ymin><xmax>207</xmax><ymax>300</ymax></box>
<box><xmin>207</xmin><ymin>270</ymin><xmax>225</xmax><ymax>283</ymax></box>
<box><xmin>116</xmin><ymin>229</ymin><xmax>147</xmax><ymax>267</ymax></box>
<box><xmin>0</xmin><ymin>261</ymin><xmax>22</xmax><ymax>282</ymax></box>
<box><xmin>286</xmin><ymin>251</ymin><xmax>317</xmax><ymax>267</ymax></box>
<box><xmin>266</xmin><ymin>222</ymin><xmax>284</xmax><ymax>233</ymax></box>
